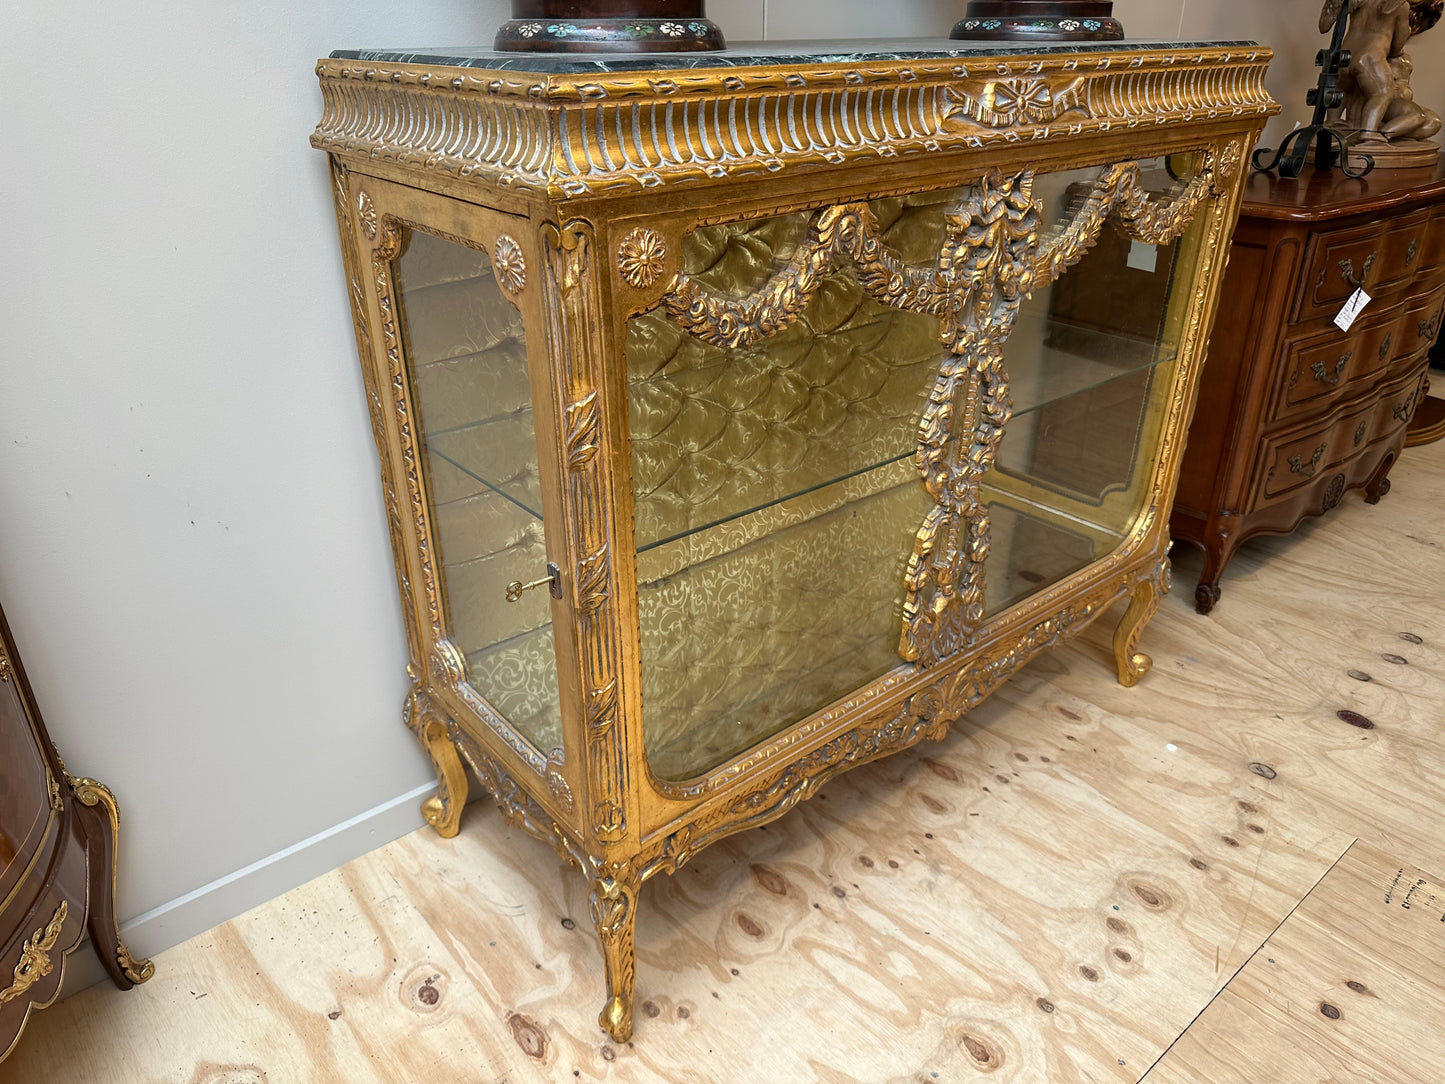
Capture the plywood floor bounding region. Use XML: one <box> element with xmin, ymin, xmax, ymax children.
<box><xmin>4</xmin><ymin>440</ymin><xmax>1442</xmax><ymax>1084</ymax></box>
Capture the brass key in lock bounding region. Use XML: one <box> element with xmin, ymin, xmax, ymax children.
<box><xmin>506</xmin><ymin>562</ymin><xmax>562</xmax><ymax>603</ymax></box>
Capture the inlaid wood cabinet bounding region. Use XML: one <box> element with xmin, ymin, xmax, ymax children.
<box><xmin>312</xmin><ymin>38</ymin><xmax>1276</xmax><ymax>1040</ymax></box>
<box><xmin>1172</xmin><ymin>163</ymin><xmax>1445</xmax><ymax>612</ymax></box>
<box><xmin>1</xmin><ymin>602</ymin><xmax>151</xmax><ymax>1062</ymax></box>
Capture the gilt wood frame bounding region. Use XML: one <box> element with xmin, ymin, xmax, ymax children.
<box><xmin>314</xmin><ymin>42</ymin><xmax>1277</xmax><ymax>1042</ymax></box>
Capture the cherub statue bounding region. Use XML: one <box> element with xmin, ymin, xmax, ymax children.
<box><xmin>1321</xmin><ymin>0</ymin><xmax>1443</xmax><ymax>160</ymax></box>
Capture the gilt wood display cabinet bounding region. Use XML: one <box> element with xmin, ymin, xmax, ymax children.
<box><xmin>1171</xmin><ymin>162</ymin><xmax>1445</xmax><ymax>613</ymax></box>
<box><xmin>312</xmin><ymin>38</ymin><xmax>1276</xmax><ymax>1040</ymax></box>
<box><xmin>1</xmin><ymin>602</ymin><xmax>152</xmax><ymax>1062</ymax></box>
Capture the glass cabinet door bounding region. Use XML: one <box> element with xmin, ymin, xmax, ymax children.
<box><xmin>389</xmin><ymin>225</ymin><xmax>564</xmax><ymax>756</ymax></box>
<box><xmin>983</xmin><ymin>156</ymin><xmax>1206</xmax><ymax>615</ymax></box>
<box><xmin>625</xmin><ymin>155</ymin><xmax>1210</xmax><ymax>784</ymax></box>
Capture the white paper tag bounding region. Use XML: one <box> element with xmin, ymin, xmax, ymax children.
<box><xmin>1334</xmin><ymin>288</ymin><xmax>1371</xmax><ymax>332</ymax></box>
<box><xmin>1126</xmin><ymin>240</ymin><xmax>1158</xmax><ymax>273</ymax></box>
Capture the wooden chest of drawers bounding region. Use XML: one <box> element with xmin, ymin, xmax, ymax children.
<box><xmin>1171</xmin><ymin>163</ymin><xmax>1445</xmax><ymax>613</ymax></box>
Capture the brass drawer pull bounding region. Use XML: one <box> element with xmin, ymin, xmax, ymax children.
<box><xmin>1313</xmin><ymin>352</ymin><xmax>1350</xmax><ymax>386</ymax></box>
<box><xmin>1339</xmin><ymin>252</ymin><xmax>1376</xmax><ymax>289</ymax></box>
<box><xmin>1355</xmin><ymin>420</ymin><xmax>1368</xmax><ymax>446</ymax></box>
<box><xmin>1407</xmin><ymin>238</ymin><xmax>1419</xmax><ymax>267</ymax></box>
<box><xmin>1394</xmin><ymin>399</ymin><xmax>1416</xmax><ymax>422</ymax></box>
<box><xmin>1379</xmin><ymin>332</ymin><xmax>1392</xmax><ymax>360</ymax></box>
<box><xmin>1289</xmin><ymin>442</ymin><xmax>1328</xmax><ymax>478</ymax></box>
<box><xmin>1420</xmin><ymin>310</ymin><xmax>1442</xmax><ymax>342</ymax></box>
<box><xmin>506</xmin><ymin>562</ymin><xmax>562</xmax><ymax>603</ymax></box>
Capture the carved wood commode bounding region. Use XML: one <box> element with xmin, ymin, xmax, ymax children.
<box><xmin>1171</xmin><ymin>162</ymin><xmax>1445</xmax><ymax>613</ymax></box>
<box><xmin>1</xmin><ymin>602</ymin><xmax>152</xmax><ymax>1063</ymax></box>
<box><xmin>312</xmin><ymin>38</ymin><xmax>1276</xmax><ymax>1040</ymax></box>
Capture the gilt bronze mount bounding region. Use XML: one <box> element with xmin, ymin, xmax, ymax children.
<box><xmin>495</xmin><ymin>0</ymin><xmax>725</xmax><ymax>52</ymax></box>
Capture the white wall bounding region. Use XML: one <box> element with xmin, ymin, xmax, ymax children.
<box><xmin>3</xmin><ymin>0</ymin><xmax>1435</xmax><ymax>970</ymax></box>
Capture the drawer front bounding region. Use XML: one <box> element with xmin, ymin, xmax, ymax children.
<box><xmin>1296</xmin><ymin>209</ymin><xmax>1432</xmax><ymax>323</ymax></box>
<box><xmin>1258</xmin><ymin>368</ymin><xmax>1424</xmax><ymax>504</ymax></box>
<box><xmin>1275</xmin><ymin>310</ymin><xmax>1398</xmax><ymax>420</ymax></box>
<box><xmin>1399</xmin><ymin>287</ymin><xmax>1445</xmax><ymax>363</ymax></box>
<box><xmin>1</xmin><ymin>834</ymin><xmax>86</xmax><ymax>1057</ymax></box>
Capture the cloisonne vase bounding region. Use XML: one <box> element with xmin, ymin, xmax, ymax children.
<box><xmin>951</xmin><ymin>0</ymin><xmax>1125</xmax><ymax>41</ymax></box>
<box><xmin>495</xmin><ymin>0</ymin><xmax>726</xmax><ymax>52</ymax></box>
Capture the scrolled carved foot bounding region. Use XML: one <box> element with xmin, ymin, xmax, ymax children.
<box><xmin>1194</xmin><ymin>582</ymin><xmax>1221</xmax><ymax>615</ymax></box>
<box><xmin>599</xmin><ymin>995</ymin><xmax>633</xmax><ymax>1043</ymax></box>
<box><xmin>590</xmin><ymin>867</ymin><xmax>639</xmax><ymax>1043</ymax></box>
<box><xmin>1365</xmin><ymin>476</ymin><xmax>1391</xmax><ymax>505</ymax></box>
<box><xmin>1114</xmin><ymin>570</ymin><xmax>1165</xmax><ymax>687</ymax></box>
<box><xmin>406</xmin><ymin>690</ymin><xmax>469</xmax><ymax>839</ymax></box>
<box><xmin>69</xmin><ymin>777</ymin><xmax>155</xmax><ymax>989</ymax></box>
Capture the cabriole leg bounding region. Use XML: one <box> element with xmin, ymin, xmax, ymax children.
<box><xmin>589</xmin><ymin>865</ymin><xmax>640</xmax><ymax>1043</ymax></box>
<box><xmin>406</xmin><ymin>689</ymin><xmax>469</xmax><ymax>839</ymax></box>
<box><xmin>69</xmin><ymin>777</ymin><xmax>155</xmax><ymax>989</ymax></box>
<box><xmin>1114</xmin><ymin>563</ymin><xmax>1170</xmax><ymax>687</ymax></box>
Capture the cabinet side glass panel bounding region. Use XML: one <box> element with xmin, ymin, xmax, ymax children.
<box><xmin>628</xmin><ymin>195</ymin><xmax>955</xmax><ymax>781</ymax></box>
<box><xmin>983</xmin><ymin>157</ymin><xmax>1206</xmax><ymax>616</ymax></box>
<box><xmin>392</xmin><ymin>228</ymin><xmax>563</xmax><ymax>754</ymax></box>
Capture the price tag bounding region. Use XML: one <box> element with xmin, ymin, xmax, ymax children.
<box><xmin>1334</xmin><ymin>287</ymin><xmax>1371</xmax><ymax>332</ymax></box>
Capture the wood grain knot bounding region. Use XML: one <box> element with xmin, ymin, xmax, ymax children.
<box><xmin>1111</xmin><ymin>948</ymin><xmax>1134</xmax><ymax>963</ymax></box>
<box><xmin>1320</xmin><ymin>1002</ymin><xmax>1342</xmax><ymax>1020</ymax></box>
<box><xmin>1128</xmin><ymin>880</ymin><xmax>1171</xmax><ymax>910</ymax></box>
<box><xmin>922</xmin><ymin>793</ymin><xmax>949</xmax><ymax>812</ymax></box>
<box><xmin>1348</xmin><ymin>669</ymin><xmax>1373</xmax><ymax>682</ymax></box>
<box><xmin>601</xmin><ymin>1045</ymin><xmax>616</xmax><ymax>1062</ymax></box>
<box><xmin>736</xmin><ymin>913</ymin><xmax>764</xmax><ymax>938</ymax></box>
<box><xmin>401</xmin><ymin>967</ymin><xmax>448</xmax><ymax>1014</ymax></box>
<box><xmin>957</xmin><ymin>1033</ymin><xmax>1002</xmax><ymax>1070</ymax></box>
<box><xmin>1246</xmin><ymin>824</ymin><xmax>1265</xmax><ymax>834</ymax></box>
<box><xmin>924</xmin><ymin>757</ymin><xmax>961</xmax><ymax>782</ymax></box>
<box><xmin>1036</xmin><ymin>998</ymin><xmax>1055</xmax><ymax>1013</ymax></box>
<box><xmin>1107</xmin><ymin>917</ymin><xmax>1132</xmax><ymax>935</ymax></box>
<box><xmin>1014</xmin><ymin>753</ymin><xmax>1029</xmax><ymax>762</ymax></box>
<box><xmin>751</xmin><ymin>864</ymin><xmax>788</xmax><ymax>896</ymax></box>
<box><xmin>1248</xmin><ymin>762</ymin><xmax>1277</xmax><ymax>780</ymax></box>
<box><xmin>1237</xmin><ymin>801</ymin><xmax>1259</xmax><ymax>813</ymax></box>
<box><xmin>561</xmin><ymin>917</ymin><xmax>576</xmax><ymax>930</ymax></box>
<box><xmin>642</xmin><ymin>1000</ymin><xmax>661</xmax><ymax>1018</ymax></box>
<box><xmin>1380</xmin><ymin>653</ymin><xmax>1409</xmax><ymax>665</ymax></box>
<box><xmin>1346</xmin><ymin>980</ymin><xmax>1375</xmax><ymax>995</ymax></box>
<box><xmin>858</xmin><ymin>855</ymin><xmax>875</xmax><ymax>868</ymax></box>
<box><xmin>1189</xmin><ymin>858</ymin><xmax>1209</xmax><ymax>871</ymax></box>
<box><xmin>1221</xmin><ymin>835</ymin><xmax>1241</xmax><ymax>847</ymax></box>
<box><xmin>508</xmin><ymin>1012</ymin><xmax>549</xmax><ymax>1059</ymax></box>
<box><xmin>1399</xmin><ymin>632</ymin><xmax>1423</xmax><ymax>644</ymax></box>
<box><xmin>1079</xmin><ymin>966</ymin><xmax>1100</xmax><ymax>982</ymax></box>
<box><xmin>1337</xmin><ymin>710</ymin><xmax>1375</xmax><ymax>730</ymax></box>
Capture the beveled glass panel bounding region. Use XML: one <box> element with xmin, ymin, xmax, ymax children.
<box><xmin>629</xmin><ymin>193</ymin><xmax>955</xmax><ymax>781</ymax></box>
<box><xmin>983</xmin><ymin>157</ymin><xmax>1206</xmax><ymax>616</ymax></box>
<box><xmin>393</xmin><ymin>228</ymin><xmax>562</xmax><ymax>753</ymax></box>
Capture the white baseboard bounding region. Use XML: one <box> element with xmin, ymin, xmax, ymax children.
<box><xmin>60</xmin><ymin>781</ymin><xmax>434</xmax><ymax>998</ymax></box>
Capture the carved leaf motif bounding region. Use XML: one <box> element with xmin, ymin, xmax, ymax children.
<box><xmin>593</xmin><ymin>800</ymin><xmax>626</xmax><ymax>842</ymax></box>
<box><xmin>564</xmin><ymin>392</ymin><xmax>601</xmax><ymax>471</ymax></box>
<box><xmin>357</xmin><ymin>189</ymin><xmax>378</xmax><ymax>241</ymax></box>
<box><xmin>585</xmin><ymin>679</ymin><xmax>619</xmax><ymax>737</ymax></box>
<box><xmin>575</xmin><ymin>548</ymin><xmax>610</xmax><ymax>614</ymax></box>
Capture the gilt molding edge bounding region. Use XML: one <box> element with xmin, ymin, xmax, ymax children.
<box><xmin>313</xmin><ymin>52</ymin><xmax>1276</xmax><ymax>198</ymax></box>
